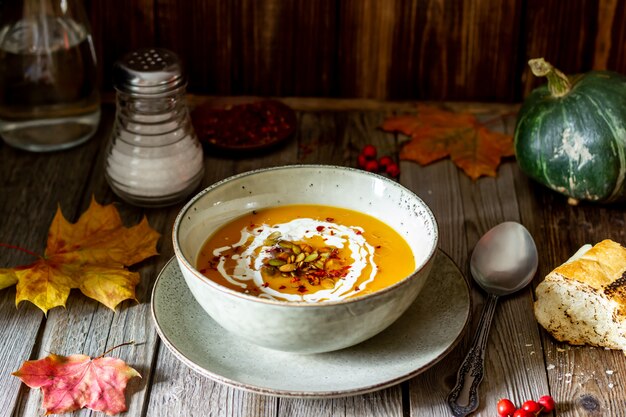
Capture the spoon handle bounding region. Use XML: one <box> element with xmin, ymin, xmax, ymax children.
<box><xmin>447</xmin><ymin>293</ymin><xmax>499</xmax><ymax>417</ymax></box>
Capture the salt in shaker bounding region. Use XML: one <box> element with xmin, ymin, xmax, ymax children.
<box><xmin>104</xmin><ymin>48</ymin><xmax>204</xmax><ymax>207</ymax></box>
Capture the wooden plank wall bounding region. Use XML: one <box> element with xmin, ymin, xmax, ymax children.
<box><xmin>85</xmin><ymin>0</ymin><xmax>626</xmax><ymax>101</ymax></box>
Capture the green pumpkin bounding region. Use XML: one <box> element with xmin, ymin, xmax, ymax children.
<box><xmin>514</xmin><ymin>58</ymin><xmax>626</xmax><ymax>204</ymax></box>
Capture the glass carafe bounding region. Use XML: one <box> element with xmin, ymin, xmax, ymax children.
<box><xmin>0</xmin><ymin>0</ymin><xmax>100</xmax><ymax>152</ymax></box>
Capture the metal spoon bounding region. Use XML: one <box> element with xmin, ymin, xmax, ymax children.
<box><xmin>447</xmin><ymin>221</ymin><xmax>538</xmax><ymax>417</ymax></box>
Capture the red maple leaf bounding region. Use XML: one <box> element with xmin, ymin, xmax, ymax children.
<box><xmin>13</xmin><ymin>343</ymin><xmax>140</xmax><ymax>415</ymax></box>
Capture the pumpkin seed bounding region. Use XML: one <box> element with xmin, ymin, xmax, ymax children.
<box><xmin>279</xmin><ymin>241</ymin><xmax>293</xmax><ymax>249</ymax></box>
<box><xmin>268</xmin><ymin>231</ymin><xmax>282</xmax><ymax>240</ymax></box>
<box><xmin>279</xmin><ymin>263</ymin><xmax>297</xmax><ymax>272</ymax></box>
<box><xmin>263</xmin><ymin>231</ymin><xmax>282</xmax><ymax>246</ymax></box>
<box><xmin>292</xmin><ymin>245</ymin><xmax>302</xmax><ymax>255</ymax></box>
<box><xmin>304</xmin><ymin>252</ymin><xmax>319</xmax><ymax>262</ymax></box>
<box><xmin>295</xmin><ymin>252</ymin><xmax>305</xmax><ymax>263</ymax></box>
<box><xmin>268</xmin><ymin>259</ymin><xmax>286</xmax><ymax>266</ymax></box>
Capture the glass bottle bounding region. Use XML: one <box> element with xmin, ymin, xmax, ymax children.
<box><xmin>104</xmin><ymin>48</ymin><xmax>204</xmax><ymax>207</ymax></box>
<box><xmin>0</xmin><ymin>0</ymin><xmax>100</xmax><ymax>152</ymax></box>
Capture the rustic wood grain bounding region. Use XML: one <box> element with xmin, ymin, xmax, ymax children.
<box><xmin>389</xmin><ymin>0</ymin><xmax>522</xmax><ymax>101</ymax></box>
<box><xmin>511</xmin><ymin>131</ymin><xmax>626</xmax><ymax>417</ymax></box>
<box><xmin>86</xmin><ymin>0</ymin><xmax>156</xmax><ymax>92</ymax></box>
<box><xmin>86</xmin><ymin>1</ymin><xmax>626</xmax><ymax>100</ymax></box>
<box><xmin>2</xmin><ymin>98</ymin><xmax>626</xmax><ymax>416</ymax></box>
<box><xmin>521</xmin><ymin>0</ymin><xmax>599</xmax><ymax>97</ymax></box>
<box><xmin>0</xmin><ymin>115</ymin><xmax>107</xmax><ymax>416</ymax></box>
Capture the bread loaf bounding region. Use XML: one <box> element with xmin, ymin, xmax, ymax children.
<box><xmin>534</xmin><ymin>239</ymin><xmax>626</xmax><ymax>353</ymax></box>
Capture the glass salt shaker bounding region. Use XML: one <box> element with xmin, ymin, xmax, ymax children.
<box><xmin>0</xmin><ymin>0</ymin><xmax>100</xmax><ymax>152</ymax></box>
<box><xmin>104</xmin><ymin>48</ymin><xmax>204</xmax><ymax>207</ymax></box>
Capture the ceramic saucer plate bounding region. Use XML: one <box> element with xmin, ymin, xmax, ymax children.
<box><xmin>151</xmin><ymin>249</ymin><xmax>470</xmax><ymax>398</ymax></box>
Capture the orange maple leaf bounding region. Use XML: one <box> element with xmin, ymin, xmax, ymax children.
<box><xmin>381</xmin><ymin>104</ymin><xmax>514</xmax><ymax>180</ymax></box>
<box><xmin>13</xmin><ymin>343</ymin><xmax>140</xmax><ymax>415</ymax></box>
<box><xmin>0</xmin><ymin>198</ymin><xmax>160</xmax><ymax>314</ymax></box>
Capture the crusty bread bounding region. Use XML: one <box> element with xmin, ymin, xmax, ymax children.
<box><xmin>534</xmin><ymin>239</ymin><xmax>626</xmax><ymax>354</ymax></box>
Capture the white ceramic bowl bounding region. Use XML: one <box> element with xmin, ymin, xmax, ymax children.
<box><xmin>173</xmin><ymin>165</ymin><xmax>438</xmax><ymax>353</ymax></box>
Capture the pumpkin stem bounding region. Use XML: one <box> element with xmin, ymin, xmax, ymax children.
<box><xmin>528</xmin><ymin>58</ymin><xmax>571</xmax><ymax>97</ymax></box>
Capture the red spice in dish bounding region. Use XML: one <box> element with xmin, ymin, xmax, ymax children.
<box><xmin>191</xmin><ymin>99</ymin><xmax>296</xmax><ymax>150</ymax></box>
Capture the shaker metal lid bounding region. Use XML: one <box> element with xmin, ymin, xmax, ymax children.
<box><xmin>113</xmin><ymin>48</ymin><xmax>185</xmax><ymax>94</ymax></box>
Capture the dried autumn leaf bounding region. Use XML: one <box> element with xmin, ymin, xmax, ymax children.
<box><xmin>0</xmin><ymin>268</ymin><xmax>18</xmax><ymax>290</ymax></box>
<box><xmin>4</xmin><ymin>198</ymin><xmax>159</xmax><ymax>314</ymax></box>
<box><xmin>13</xmin><ymin>347</ymin><xmax>140</xmax><ymax>415</ymax></box>
<box><xmin>381</xmin><ymin>104</ymin><xmax>514</xmax><ymax>180</ymax></box>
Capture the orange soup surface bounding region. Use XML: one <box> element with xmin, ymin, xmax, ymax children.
<box><xmin>196</xmin><ymin>205</ymin><xmax>415</xmax><ymax>302</ymax></box>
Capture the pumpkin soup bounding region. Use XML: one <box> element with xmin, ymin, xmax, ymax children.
<box><xmin>196</xmin><ymin>205</ymin><xmax>415</xmax><ymax>302</ymax></box>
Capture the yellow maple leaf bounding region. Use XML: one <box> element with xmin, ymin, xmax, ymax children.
<box><xmin>0</xmin><ymin>268</ymin><xmax>18</xmax><ymax>290</ymax></box>
<box><xmin>3</xmin><ymin>198</ymin><xmax>160</xmax><ymax>314</ymax></box>
<box><xmin>381</xmin><ymin>104</ymin><xmax>514</xmax><ymax>180</ymax></box>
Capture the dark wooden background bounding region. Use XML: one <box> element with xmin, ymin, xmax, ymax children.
<box><xmin>85</xmin><ymin>0</ymin><xmax>626</xmax><ymax>101</ymax></box>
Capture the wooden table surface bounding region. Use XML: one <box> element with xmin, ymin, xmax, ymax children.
<box><xmin>1</xmin><ymin>98</ymin><xmax>625</xmax><ymax>417</ymax></box>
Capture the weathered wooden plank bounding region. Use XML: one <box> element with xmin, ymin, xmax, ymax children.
<box><xmin>513</xmin><ymin>162</ymin><xmax>626</xmax><ymax>416</ymax></box>
<box><xmin>278</xmin><ymin>388</ymin><xmax>403</xmax><ymax>417</ymax></box>
<box><xmin>389</xmin><ymin>0</ymin><xmax>523</xmax><ymax>101</ymax></box>
<box><xmin>402</xmin><ymin>159</ymin><xmax>470</xmax><ymax>417</ymax></box>
<box><xmin>521</xmin><ymin>0</ymin><xmax>599</xmax><ymax>97</ymax></box>
<box><xmin>0</xmin><ymin>114</ymin><xmax>107</xmax><ymax>415</ymax></box>
<box><xmin>8</xmin><ymin>108</ymin><xmax>160</xmax><ymax>417</ymax></box>
<box><xmin>156</xmin><ymin>0</ymin><xmax>338</xmax><ymax>96</ymax></box>
<box><xmin>401</xmin><ymin>108</ymin><xmax>549</xmax><ymax>415</ymax></box>
<box><xmin>336</xmin><ymin>0</ymin><xmax>398</xmax><ymax>99</ymax></box>
<box><xmin>86</xmin><ymin>0</ymin><xmax>156</xmax><ymax>92</ymax></box>
<box><xmin>87</xmin><ymin>1</ymin><xmax>626</xmax><ymax>100</ymax></box>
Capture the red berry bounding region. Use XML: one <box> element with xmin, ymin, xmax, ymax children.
<box><xmin>522</xmin><ymin>400</ymin><xmax>541</xmax><ymax>413</ymax></box>
<box><xmin>386</xmin><ymin>163</ymin><xmax>400</xmax><ymax>178</ymax></box>
<box><xmin>361</xmin><ymin>144</ymin><xmax>377</xmax><ymax>159</ymax></box>
<box><xmin>364</xmin><ymin>160</ymin><xmax>379</xmax><ymax>172</ymax></box>
<box><xmin>497</xmin><ymin>399</ymin><xmax>516</xmax><ymax>417</ymax></box>
<box><xmin>357</xmin><ymin>154</ymin><xmax>368</xmax><ymax>168</ymax></box>
<box><xmin>513</xmin><ymin>409</ymin><xmax>534</xmax><ymax>417</ymax></box>
<box><xmin>378</xmin><ymin>155</ymin><xmax>393</xmax><ymax>169</ymax></box>
<box><xmin>537</xmin><ymin>395</ymin><xmax>555</xmax><ymax>413</ymax></box>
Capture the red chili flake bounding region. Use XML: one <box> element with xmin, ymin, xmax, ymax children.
<box><xmin>262</xmin><ymin>282</ymin><xmax>269</xmax><ymax>288</ymax></box>
<box><xmin>279</xmin><ymin>285</ymin><xmax>286</xmax><ymax>290</ymax></box>
<box><xmin>326</xmin><ymin>217</ymin><xmax>334</xmax><ymax>222</ymax></box>
<box><xmin>316</xmin><ymin>225</ymin><xmax>325</xmax><ymax>232</ymax></box>
<box><xmin>376</xmin><ymin>245</ymin><xmax>381</xmax><ymax>249</ymax></box>
<box><xmin>257</xmin><ymin>228</ymin><xmax>263</xmax><ymax>233</ymax></box>
<box><xmin>249</xmin><ymin>223</ymin><xmax>256</xmax><ymax>229</ymax></box>
<box><xmin>290</xmin><ymin>277</ymin><xmax>300</xmax><ymax>283</ymax></box>
<box><xmin>297</xmin><ymin>285</ymin><xmax>308</xmax><ymax>293</ymax></box>
<box><xmin>330</xmin><ymin>230</ymin><xmax>335</xmax><ymax>235</ymax></box>
<box><xmin>199</xmin><ymin>268</ymin><xmax>208</xmax><ymax>274</ymax></box>
<box><xmin>354</xmin><ymin>286</ymin><xmax>360</xmax><ymax>291</ymax></box>
<box><xmin>355</xmin><ymin>230</ymin><xmax>362</xmax><ymax>235</ymax></box>
<box><xmin>191</xmin><ymin>99</ymin><xmax>296</xmax><ymax>150</ymax></box>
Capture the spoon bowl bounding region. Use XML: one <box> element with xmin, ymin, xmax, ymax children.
<box><xmin>448</xmin><ymin>221</ymin><xmax>538</xmax><ymax>417</ymax></box>
<box><xmin>470</xmin><ymin>221</ymin><xmax>538</xmax><ymax>295</ymax></box>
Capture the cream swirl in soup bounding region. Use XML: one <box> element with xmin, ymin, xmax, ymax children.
<box><xmin>213</xmin><ymin>218</ymin><xmax>377</xmax><ymax>302</ymax></box>
<box><xmin>196</xmin><ymin>205</ymin><xmax>415</xmax><ymax>303</ymax></box>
